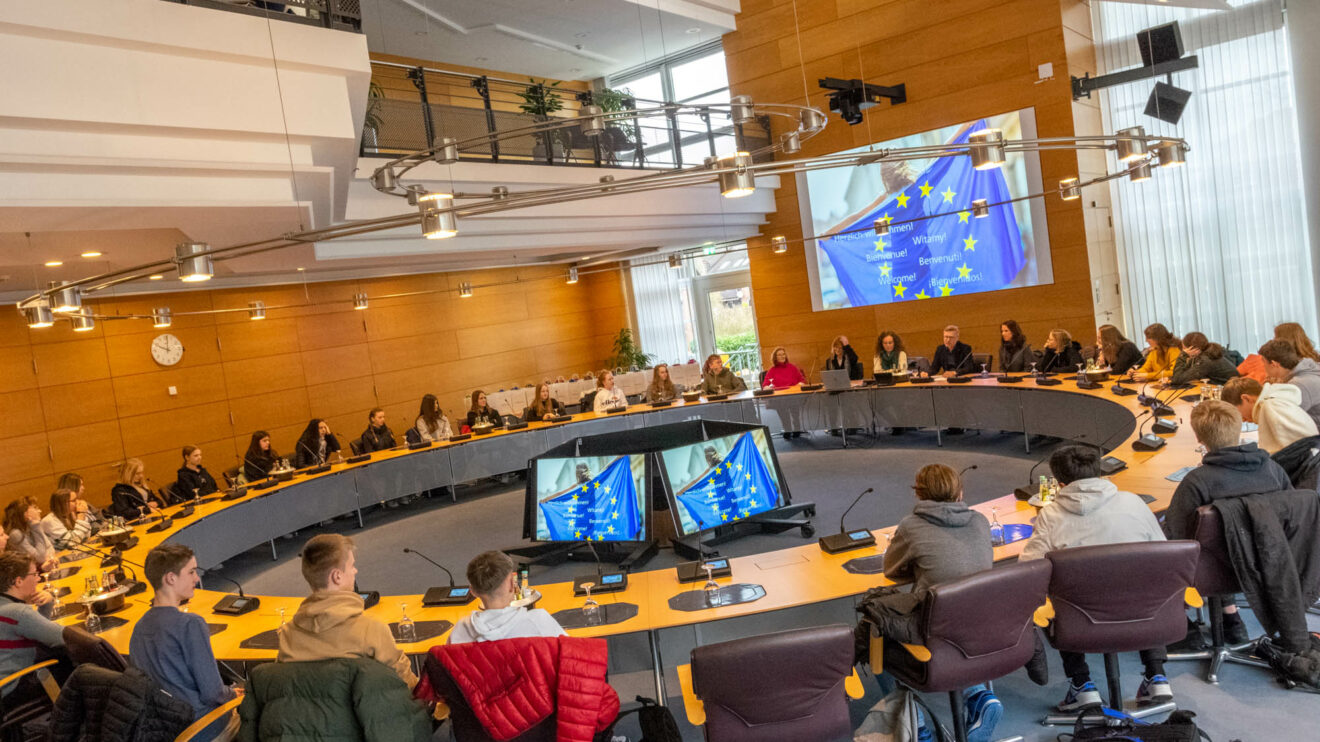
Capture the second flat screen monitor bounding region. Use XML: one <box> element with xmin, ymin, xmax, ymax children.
<box><xmin>532</xmin><ymin>453</ymin><xmax>647</xmax><ymax>542</ymax></box>
<box><xmin>660</xmin><ymin>429</ymin><xmax>786</xmax><ymax>537</ymax></box>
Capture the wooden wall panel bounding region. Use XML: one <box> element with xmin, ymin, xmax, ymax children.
<box><xmin>0</xmin><ymin>390</ymin><xmax>46</xmax><ymax>438</ymax></box>
<box><xmin>725</xmin><ymin>0</ymin><xmax>1097</xmax><ymax>367</ymax></box>
<box><xmin>111</xmin><ymin>365</ymin><xmax>230</xmax><ymax>417</ymax></box>
<box><xmin>32</xmin><ymin>340</ymin><xmax>111</xmax><ymax>387</ymax></box>
<box><xmin>40</xmin><ymin>380</ymin><xmax>118</xmax><ymax>429</ymax></box>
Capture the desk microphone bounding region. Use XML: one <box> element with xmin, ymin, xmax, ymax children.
<box><xmin>572</xmin><ymin>539</ymin><xmax>629</xmax><ymax>595</ymax></box>
<box><xmin>801</xmin><ymin>358</ymin><xmax>823</xmax><ymax>391</ymax></box>
<box><xmin>500</xmin><ymin>397</ymin><xmax>529</xmax><ymax>431</ymax></box>
<box><xmin>200</xmin><ymin>569</ymin><xmax>261</xmax><ymax>616</ymax></box>
<box><xmin>958</xmin><ymin>464</ymin><xmax>979</xmax><ymax>477</ymax></box>
<box><xmin>1151</xmin><ymin>385</ymin><xmax>1191</xmax><ymax>434</ymax></box>
<box><xmin>1131</xmin><ymin>400</ymin><xmax>1171</xmax><ymax>451</ymax></box>
<box><xmin>819</xmin><ymin>487</ymin><xmax>877</xmax><ymax>554</ymax></box>
<box><xmin>403</xmin><ymin>548</ymin><xmax>474</xmax><ymax>605</ymax></box>
<box><xmin>1012</xmin><ymin>438</ymin><xmax>1090</xmax><ymax>500</ymax></box>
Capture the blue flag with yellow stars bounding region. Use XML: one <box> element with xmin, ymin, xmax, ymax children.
<box><xmin>815</xmin><ymin>120</ymin><xmax>1025</xmax><ymax>306</ymax></box>
<box><xmin>539</xmin><ymin>456</ymin><xmax>643</xmax><ymax>541</ymax></box>
<box><xmin>675</xmin><ymin>432</ymin><xmax>781</xmax><ymax>533</ymax></box>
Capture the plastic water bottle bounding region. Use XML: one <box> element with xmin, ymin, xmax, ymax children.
<box><xmin>989</xmin><ymin>507</ymin><xmax>1005</xmax><ymax>547</ymax></box>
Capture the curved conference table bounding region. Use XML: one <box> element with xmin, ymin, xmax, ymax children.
<box><xmin>48</xmin><ymin>376</ymin><xmax>1211</xmax><ymax>697</ymax></box>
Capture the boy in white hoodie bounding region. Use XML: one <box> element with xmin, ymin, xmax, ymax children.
<box><xmin>448</xmin><ymin>551</ymin><xmax>564</xmax><ymax>644</ymax></box>
<box><xmin>1221</xmin><ymin>376</ymin><xmax>1318</xmax><ymax>453</ymax></box>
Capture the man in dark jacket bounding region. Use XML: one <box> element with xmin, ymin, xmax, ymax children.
<box><xmin>357</xmin><ymin>408</ymin><xmax>396</xmax><ymax>453</ymax></box>
<box><xmin>930</xmin><ymin>325</ymin><xmax>974</xmax><ymax>377</ymax></box>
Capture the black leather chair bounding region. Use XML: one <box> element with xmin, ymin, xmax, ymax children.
<box><xmin>62</xmin><ymin>626</ymin><xmax>127</xmax><ymax>672</ymax></box>
<box><xmin>404</xmin><ymin>427</ymin><xmax>422</xmax><ymax>446</ymax></box>
<box><xmin>908</xmin><ymin>356</ymin><xmax>931</xmax><ymax>376</ymax></box>
<box><xmin>970</xmin><ymin>353</ymin><xmax>993</xmax><ymax>374</ymax></box>
<box><xmin>679</xmin><ymin>625</ymin><xmax>862</xmax><ymax>742</ymax></box>
<box><xmin>876</xmin><ymin>560</ymin><xmax>1051</xmax><ymax>742</ymax></box>
<box><xmin>1044</xmin><ymin>541</ymin><xmax>1200</xmax><ymax>721</ymax></box>
<box><xmin>1166</xmin><ymin>505</ymin><xmax>1271</xmax><ymax>683</ymax></box>
<box><xmin>349</xmin><ymin>439</ymin><xmax>363</xmax><ymax>456</ymax></box>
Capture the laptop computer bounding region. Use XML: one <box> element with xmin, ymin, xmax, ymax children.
<box><xmin>821</xmin><ymin>369</ymin><xmax>853</xmax><ymax>391</ymax></box>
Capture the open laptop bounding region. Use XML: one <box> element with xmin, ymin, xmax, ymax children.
<box><xmin>821</xmin><ymin>369</ymin><xmax>853</xmax><ymax>391</ymax></box>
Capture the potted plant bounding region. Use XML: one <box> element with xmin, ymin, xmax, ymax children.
<box><xmin>362</xmin><ymin>81</ymin><xmax>384</xmax><ymax>151</ymax></box>
<box><xmin>594</xmin><ymin>87</ymin><xmax>638</xmax><ymax>153</ymax></box>
<box><xmin>606</xmin><ymin>328</ymin><xmax>653</xmax><ymax>371</ymax></box>
<box><xmin>517</xmin><ymin>78</ymin><xmax>568</xmax><ymax>162</ymax></box>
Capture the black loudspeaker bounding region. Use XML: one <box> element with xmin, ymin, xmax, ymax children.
<box><xmin>1145</xmin><ymin>82</ymin><xmax>1191</xmax><ymax>125</ymax></box>
<box><xmin>1138</xmin><ymin>22</ymin><xmax>1184</xmax><ymax>67</ymax></box>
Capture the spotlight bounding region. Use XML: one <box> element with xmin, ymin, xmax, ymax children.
<box><xmin>248</xmin><ymin>301</ymin><xmax>266</xmax><ymax>320</ymax></box>
<box><xmin>458</xmin><ymin>281</ymin><xmax>473</xmax><ymax>298</ymax></box>
<box><xmin>1116</xmin><ymin>126</ymin><xmax>1148</xmax><ymax>163</ymax></box>
<box><xmin>491</xmin><ymin>186</ymin><xmax>509</xmax><ymax>200</ymax></box>
<box><xmin>48</xmin><ymin>281</ymin><xmax>81</xmax><ymax>313</ymax></box>
<box><xmin>873</xmin><ymin>220</ymin><xmax>890</xmax><ymax>237</ymax></box>
<box><xmin>968</xmin><ymin>129</ymin><xmax>1006</xmax><ymax>170</ymax></box>
<box><xmin>434</xmin><ymin>137</ymin><xmax>460</xmax><ymax>164</ymax></box>
<box><xmin>780</xmin><ymin>131</ymin><xmax>801</xmax><ymax>154</ymax></box>
<box><xmin>972</xmin><ymin>199</ymin><xmax>990</xmax><ymax>218</ymax></box>
<box><xmin>1129</xmin><ymin>161</ymin><xmax>1153</xmax><ymax>183</ymax></box>
<box><xmin>152</xmin><ymin>308</ymin><xmax>172</xmax><ymax>328</ymax></box>
<box><xmin>800</xmin><ymin>107</ymin><xmax>826</xmax><ymax>131</ymax></box>
<box><xmin>23</xmin><ymin>302</ymin><xmax>54</xmax><ymax>329</ymax></box>
<box><xmin>1155</xmin><ymin>140</ymin><xmax>1186</xmax><ymax>168</ymax></box>
<box><xmin>1059</xmin><ymin>178</ymin><xmax>1081</xmax><ymax>201</ymax></box>
<box><xmin>1146</xmin><ymin>81</ymin><xmax>1191</xmax><ymax>125</ymax></box>
<box><xmin>71</xmin><ymin>309</ymin><xmax>95</xmax><ymax>332</ymax></box>
<box><xmin>418</xmin><ymin>193</ymin><xmax>457</xmax><ymax>239</ymax></box>
<box><xmin>579</xmin><ymin>105</ymin><xmax>605</xmax><ymax>137</ymax></box>
<box><xmin>353</xmin><ymin>293</ymin><xmax>368</xmax><ymax>310</ymax></box>
<box><xmin>598</xmin><ymin>175</ymin><xmax>615</xmax><ymax>192</ymax></box>
<box><xmin>370</xmin><ymin>168</ymin><xmax>397</xmax><ymax>192</ymax></box>
<box><xmin>718</xmin><ymin>152</ymin><xmax>755</xmax><ymax>198</ymax></box>
<box><xmin>771</xmin><ymin>236</ymin><xmax>788</xmax><ymax>254</ymax></box>
<box><xmin>730</xmin><ymin>95</ymin><xmax>755</xmax><ymax>124</ymax></box>
<box><xmin>567</xmin><ymin>266</ymin><xmax>579</xmax><ymax>284</ymax></box>
<box><xmin>175</xmin><ymin>242</ymin><xmax>213</xmax><ymax>283</ymax></box>
<box><xmin>404</xmin><ymin>185</ymin><xmax>427</xmax><ymax>206</ymax></box>
<box><xmin>668</xmin><ymin>254</ymin><xmax>682</xmax><ymax>270</ymax></box>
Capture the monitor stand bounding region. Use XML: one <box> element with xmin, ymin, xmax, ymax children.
<box><xmin>505</xmin><ymin>539</ymin><xmax>658</xmax><ymax>571</ymax></box>
<box><xmin>670</xmin><ymin>500</ymin><xmax>817</xmax><ymax>560</ymax></box>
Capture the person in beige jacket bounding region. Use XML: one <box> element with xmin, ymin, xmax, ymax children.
<box><xmin>277</xmin><ymin>534</ymin><xmax>417</xmax><ymax>688</ymax></box>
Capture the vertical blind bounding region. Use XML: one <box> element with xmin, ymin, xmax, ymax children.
<box><xmin>1095</xmin><ymin>0</ymin><xmax>1315</xmax><ymax>352</ymax></box>
<box><xmin>630</xmin><ymin>260</ymin><xmax>693</xmax><ymax>365</ymax></box>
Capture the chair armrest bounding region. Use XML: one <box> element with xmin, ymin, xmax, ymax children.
<box><xmin>845</xmin><ymin>668</ymin><xmax>865</xmax><ymax>699</ymax></box>
<box><xmin>1184</xmin><ymin>587</ymin><xmax>1204</xmax><ymax>608</ymax></box>
<box><xmin>868</xmin><ymin>630</ymin><xmax>884</xmax><ymax>674</ymax></box>
<box><xmin>675</xmin><ymin>664</ymin><xmax>705</xmax><ymax>726</ymax></box>
<box><xmin>901</xmin><ymin>643</ymin><xmax>932</xmax><ymax>662</ymax></box>
<box><xmin>173</xmin><ymin>695</ymin><xmax>242</xmax><ymax>742</ymax></box>
<box><xmin>1033</xmin><ymin>598</ymin><xmax>1055</xmax><ymax>627</ymax></box>
<box><xmin>0</xmin><ymin>659</ymin><xmax>58</xmax><ymax>697</ymax></box>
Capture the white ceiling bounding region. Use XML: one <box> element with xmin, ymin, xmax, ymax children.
<box><xmin>1092</xmin><ymin>0</ymin><xmax>1232</xmax><ymax>9</ymax></box>
<box><xmin>359</xmin><ymin>0</ymin><xmax>737</xmax><ymax>80</ymax></box>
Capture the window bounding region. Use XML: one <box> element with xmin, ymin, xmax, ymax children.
<box><xmin>608</xmin><ymin>42</ymin><xmax>735</xmax><ymax>168</ymax></box>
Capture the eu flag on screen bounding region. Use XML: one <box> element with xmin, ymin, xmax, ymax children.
<box><xmin>816</xmin><ymin>120</ymin><xmax>1025</xmax><ymax>306</ymax></box>
<box><xmin>540</xmin><ymin>456</ymin><xmax>642</xmax><ymax>541</ymax></box>
<box><xmin>676</xmin><ymin>433</ymin><xmax>781</xmax><ymax>532</ymax></box>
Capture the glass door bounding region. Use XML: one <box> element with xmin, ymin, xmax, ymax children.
<box><xmin>693</xmin><ymin>271</ymin><xmax>759</xmax><ymax>385</ymax></box>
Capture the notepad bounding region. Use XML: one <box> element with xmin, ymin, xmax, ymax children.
<box><xmin>1165</xmin><ymin>465</ymin><xmax>1198</xmax><ymax>482</ymax></box>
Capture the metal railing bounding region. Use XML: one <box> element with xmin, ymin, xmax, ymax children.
<box><xmin>362</xmin><ymin>62</ymin><xmax>771</xmax><ymax>170</ymax></box>
<box><xmin>162</xmin><ymin>0</ymin><xmax>362</xmax><ymax>31</ymax></box>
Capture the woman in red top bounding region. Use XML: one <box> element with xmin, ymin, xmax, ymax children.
<box><xmin>762</xmin><ymin>346</ymin><xmax>807</xmax><ymax>388</ymax></box>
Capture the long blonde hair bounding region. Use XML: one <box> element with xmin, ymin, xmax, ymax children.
<box><xmin>118</xmin><ymin>458</ymin><xmax>144</xmax><ymax>487</ymax></box>
<box><xmin>1274</xmin><ymin>322</ymin><xmax>1320</xmax><ymax>363</ymax></box>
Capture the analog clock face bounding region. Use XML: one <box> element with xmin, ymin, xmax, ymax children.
<box><xmin>151</xmin><ymin>333</ymin><xmax>184</xmax><ymax>366</ymax></box>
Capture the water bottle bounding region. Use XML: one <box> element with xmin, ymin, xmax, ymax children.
<box><xmin>1038</xmin><ymin>475</ymin><xmax>1049</xmax><ymax>502</ymax></box>
<box><xmin>989</xmin><ymin>507</ymin><xmax>1005</xmax><ymax>547</ymax></box>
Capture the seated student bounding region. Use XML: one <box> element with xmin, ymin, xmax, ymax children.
<box><xmin>41</xmin><ymin>489</ymin><xmax>93</xmax><ymax>550</ymax></box>
<box><xmin>700</xmin><ymin>354</ymin><xmax>746</xmax><ymax>394</ymax></box>
<box><xmin>763</xmin><ymin>347</ymin><xmax>808</xmax><ymax>388</ymax></box>
<box><xmin>856</xmin><ymin>464</ymin><xmax>1000</xmax><ymax>741</ymax></box>
<box><xmin>278</xmin><ymin>534</ymin><xmax>416</xmax><ymax>688</ymax></box>
<box><xmin>1130</xmin><ymin>323</ymin><xmax>1181</xmax><ymax>380</ymax></box>
<box><xmin>873</xmin><ymin>331</ymin><xmax>909</xmax><ymax>376</ymax></box>
<box><xmin>1222</xmin><ymin>377</ymin><xmax>1318</xmax><ymax>454</ymax></box>
<box><xmin>643</xmin><ymin>364</ymin><xmax>679</xmax><ymax>402</ymax></box>
<box><xmin>4</xmin><ymin>499</ymin><xmax>56</xmax><ymax>572</ymax></box>
<box><xmin>1169</xmin><ymin>332</ymin><xmax>1239</xmax><ymax>385</ymax></box>
<box><xmin>465</xmin><ymin>391</ymin><xmax>500</xmax><ymax>430</ymax></box>
<box><xmin>449</xmin><ymin>551</ymin><xmax>565</xmax><ymax>644</ymax></box>
<box><xmin>131</xmin><ymin>544</ymin><xmax>238</xmax><ymax>740</ymax></box>
<box><xmin>1019</xmin><ymin>446</ymin><xmax>1171</xmax><ymax>711</ymax></box>
<box><xmin>177</xmin><ymin>445</ymin><xmax>220</xmax><ymax>499</ymax></box>
<box><xmin>57</xmin><ymin>472</ymin><xmax>105</xmax><ymax>528</ymax></box>
<box><xmin>824</xmin><ymin>335</ymin><xmax>864</xmax><ymax>380</ymax></box>
<box><xmin>108</xmin><ymin>458</ymin><xmax>163</xmax><ymax>520</ymax></box>
<box><xmin>592</xmin><ymin>370</ymin><xmax>628</xmax><ymax>413</ymax></box>
<box><xmin>242</xmin><ymin>430</ymin><xmax>279</xmax><ymax>481</ymax></box>
<box><xmin>1094</xmin><ymin>324</ymin><xmax>1143</xmax><ymax>375</ymax></box>
<box><xmin>997</xmin><ymin>320</ymin><xmax>1033</xmax><ymax>373</ymax></box>
<box><xmin>1038</xmin><ymin>329</ymin><xmax>1084</xmax><ymax>373</ymax></box>
<box><xmin>0</xmin><ymin>552</ymin><xmax>65</xmax><ymax>706</ymax></box>
<box><xmin>524</xmin><ymin>383</ymin><xmax>568</xmax><ymax>421</ymax></box>
<box><xmin>415</xmin><ymin>394</ymin><xmax>454</xmax><ymax>441</ymax></box>
<box><xmin>930</xmin><ymin>325</ymin><xmax>974</xmax><ymax>377</ymax></box>
<box><xmin>358</xmin><ymin>408</ymin><xmax>397</xmax><ymax>452</ymax></box>
<box><xmin>293</xmin><ymin>418</ymin><xmax>341</xmax><ymax>469</ymax></box>
<box><xmin>1259</xmin><ymin>338</ymin><xmax>1320</xmax><ymax>428</ymax></box>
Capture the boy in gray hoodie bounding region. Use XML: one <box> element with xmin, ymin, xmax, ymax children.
<box><xmin>448</xmin><ymin>551</ymin><xmax>564</xmax><ymax>644</ymax></box>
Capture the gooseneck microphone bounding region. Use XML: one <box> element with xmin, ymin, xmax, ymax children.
<box><xmin>819</xmin><ymin>487</ymin><xmax>878</xmax><ymax>554</ymax></box>
<box><xmin>201</xmin><ymin>568</ymin><xmax>261</xmax><ymax>616</ymax></box>
<box><xmin>837</xmin><ymin>487</ymin><xmax>874</xmax><ymax>534</ymax></box>
<box><xmin>403</xmin><ymin>548</ymin><xmax>475</xmax><ymax>605</ymax></box>
<box><xmin>958</xmin><ymin>464</ymin><xmax>979</xmax><ymax>477</ymax></box>
<box><xmin>402</xmin><ymin>548</ymin><xmax>456</xmax><ymax>587</ymax></box>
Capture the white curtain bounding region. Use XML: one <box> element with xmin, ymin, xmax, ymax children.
<box><xmin>630</xmin><ymin>260</ymin><xmax>693</xmax><ymax>365</ymax></box>
<box><xmin>1095</xmin><ymin>0</ymin><xmax>1316</xmax><ymax>353</ymax></box>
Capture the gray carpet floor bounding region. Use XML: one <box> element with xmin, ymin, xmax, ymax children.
<box><xmin>210</xmin><ymin>429</ymin><xmax>1320</xmax><ymax>741</ymax></box>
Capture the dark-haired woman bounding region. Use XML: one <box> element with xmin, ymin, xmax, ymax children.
<box><xmin>997</xmin><ymin>320</ymin><xmax>1034</xmax><ymax>373</ymax></box>
<box><xmin>644</xmin><ymin>365</ymin><xmax>679</xmax><ymax>402</ymax></box>
<box><xmin>293</xmin><ymin>419</ymin><xmax>341</xmax><ymax>469</ymax></box>
<box><xmin>5</xmin><ymin>498</ymin><xmax>56</xmax><ymax>572</ymax></box>
<box><xmin>243</xmin><ymin>430</ymin><xmax>279</xmax><ymax>482</ymax></box>
<box><xmin>524</xmin><ymin>383</ymin><xmax>567</xmax><ymax>422</ymax></box>
<box><xmin>177</xmin><ymin>445</ymin><xmax>220</xmax><ymax>499</ymax></box>
<box><xmin>1095</xmin><ymin>325</ymin><xmax>1143</xmax><ymax>376</ymax></box>
<box><xmin>466</xmin><ymin>391</ymin><xmax>501</xmax><ymax>429</ymax></box>
<box><xmin>1170</xmin><ymin>332</ymin><xmax>1240</xmax><ymax>385</ymax></box>
<box><xmin>415</xmin><ymin>394</ymin><xmax>454</xmax><ymax>441</ymax></box>
<box><xmin>42</xmin><ymin>489</ymin><xmax>93</xmax><ymax>550</ymax></box>
<box><xmin>873</xmin><ymin>332</ymin><xmax>908</xmax><ymax>375</ymax></box>
<box><xmin>1132</xmin><ymin>323</ymin><xmax>1181</xmax><ymax>380</ymax></box>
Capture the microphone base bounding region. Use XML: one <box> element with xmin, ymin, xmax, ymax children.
<box><xmin>448</xmin><ymin>434</ymin><xmax>472</xmax><ymax>442</ymax></box>
<box><xmin>946</xmin><ymin>376</ymin><xmax>973</xmax><ymax>384</ymax></box>
<box><xmin>407</xmin><ymin>441</ymin><xmax>433</xmax><ymax>450</ymax></box>
<box><xmin>818</xmin><ymin>529</ymin><xmax>876</xmax><ymax>554</ymax></box>
<box><xmin>222</xmin><ymin>487</ymin><xmax>247</xmax><ymax>501</ymax></box>
<box><xmin>1151</xmin><ymin>404</ymin><xmax>1175</xmax><ymax>417</ymax></box>
<box><xmin>648</xmin><ymin>400</ymin><xmax>674</xmax><ymax>408</ymax></box>
<box><xmin>346</xmin><ymin>454</ymin><xmax>372</xmax><ymax>464</ymax></box>
<box><xmin>1014</xmin><ymin>486</ymin><xmax>1037</xmax><ymax>501</ymax></box>
<box><xmin>1076</xmin><ymin>380</ymin><xmax>1103</xmax><ymax>390</ymax></box>
<box><xmin>1152</xmin><ymin>419</ymin><xmax>1179</xmax><ymax>434</ymax></box>
<box><xmin>548</xmin><ymin>415</ymin><xmax>574</xmax><ymax>422</ymax></box>
<box><xmin>1132</xmin><ymin>434</ymin><xmax>1168</xmax><ymax>452</ymax></box>
<box><xmin>752</xmin><ymin>388</ymin><xmax>775</xmax><ymax>397</ymax></box>
<box><xmin>799</xmin><ymin>383</ymin><xmax>825</xmax><ymax>391</ymax></box>
<box><xmin>676</xmin><ymin>558</ymin><xmax>732</xmax><ymax>584</ymax></box>
<box><xmin>212</xmin><ymin>594</ymin><xmax>260</xmax><ymax>616</ymax></box>
<box><xmin>704</xmin><ymin>393</ymin><xmax>731</xmax><ymax>401</ymax></box>
<box><xmin>604</xmin><ymin>406</ymin><xmax>629</xmax><ymax>414</ymax></box>
<box><xmin>908</xmin><ymin>377</ymin><xmax>933</xmax><ymax>384</ymax></box>
<box><xmin>1099</xmin><ymin>456</ymin><xmax>1128</xmax><ymax>475</ymax></box>
<box><xmin>503</xmin><ymin>422</ymin><xmax>529</xmax><ymax>431</ymax></box>
<box><xmin>573</xmin><ymin>572</ymin><xmax>627</xmax><ymax>596</ymax></box>
<box><xmin>1034</xmin><ymin>377</ymin><xmax>1063</xmax><ymax>386</ymax></box>
<box><xmin>1111</xmin><ymin>385</ymin><xmax>1138</xmax><ymax>396</ymax></box>
<box><xmin>147</xmin><ymin>518</ymin><xmax>174</xmax><ymax>534</ymax></box>
<box><xmin>177</xmin><ymin>506</ymin><xmax>195</xmax><ymax>519</ymax></box>
<box><xmin>358</xmin><ymin>590</ymin><xmax>380</xmax><ymax>610</ymax></box>
<box><xmin>422</xmin><ymin>586</ymin><xmax>475</xmax><ymax>606</ymax></box>
<box><xmin>997</xmin><ymin>376</ymin><xmax>1024</xmax><ymax>384</ymax></box>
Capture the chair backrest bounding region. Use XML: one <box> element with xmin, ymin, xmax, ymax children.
<box><xmin>581</xmin><ymin>389</ymin><xmax>598</xmax><ymax>412</ymax></box>
<box><xmin>1046</xmin><ymin>541</ymin><xmax>1200</xmax><ymax>654</ymax></box>
<box><xmin>349</xmin><ymin>438</ymin><xmax>363</xmax><ymax>456</ymax></box>
<box><xmin>404</xmin><ymin>427</ymin><xmax>422</xmax><ymax>445</ymax></box>
<box><xmin>222</xmin><ymin>467</ymin><xmax>240</xmax><ymax>488</ymax></box>
<box><xmin>911</xmin><ymin>559</ymin><xmax>1052</xmax><ymax>692</ymax></box>
<box><xmin>691</xmin><ymin>624</ymin><xmax>853</xmax><ymax>742</ymax></box>
<box><xmin>62</xmin><ymin>625</ymin><xmax>128</xmax><ymax>672</ymax></box>
<box><xmin>908</xmin><ymin>356</ymin><xmax>930</xmax><ymax>375</ymax></box>
<box><xmin>245</xmin><ymin>658</ymin><xmax>429</xmax><ymax>742</ymax></box>
<box><xmin>971</xmin><ymin>353</ymin><xmax>993</xmax><ymax>373</ymax></box>
<box><xmin>1189</xmin><ymin>505</ymin><xmax>1240</xmax><ymax>596</ymax></box>
<box><xmin>420</xmin><ymin>654</ymin><xmax>556</xmax><ymax>742</ymax></box>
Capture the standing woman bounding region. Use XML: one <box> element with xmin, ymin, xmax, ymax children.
<box><xmin>825</xmin><ymin>335</ymin><xmax>864</xmax><ymax>380</ymax></box>
<box><xmin>293</xmin><ymin>419</ymin><xmax>341</xmax><ymax>468</ymax></box>
<box><xmin>243</xmin><ymin>430</ymin><xmax>279</xmax><ymax>482</ymax></box>
<box><xmin>109</xmin><ymin>459</ymin><xmax>163</xmax><ymax>519</ymax></box>
<box><xmin>764</xmin><ymin>347</ymin><xmax>808</xmax><ymax>388</ymax></box>
<box><xmin>1095</xmin><ymin>325</ymin><xmax>1143</xmax><ymax>375</ymax></box>
<box><xmin>466</xmin><ymin>391</ymin><xmax>501</xmax><ymax>429</ymax></box>
<box><xmin>1131</xmin><ymin>323</ymin><xmax>1181</xmax><ymax>380</ymax></box>
<box><xmin>415</xmin><ymin>394</ymin><xmax>454</xmax><ymax>442</ymax></box>
<box><xmin>176</xmin><ymin>445</ymin><xmax>219</xmax><ymax>499</ymax></box>
<box><xmin>874</xmin><ymin>331</ymin><xmax>909</xmax><ymax>375</ymax></box>
<box><xmin>700</xmin><ymin>354</ymin><xmax>747</xmax><ymax>394</ymax></box>
<box><xmin>593</xmin><ymin>370</ymin><xmax>628</xmax><ymax>413</ymax></box>
<box><xmin>42</xmin><ymin>489</ymin><xmax>93</xmax><ymax>550</ymax></box>
<box><xmin>5</xmin><ymin>498</ymin><xmax>57</xmax><ymax>572</ymax></box>
<box><xmin>998</xmin><ymin>320</ymin><xmax>1033</xmax><ymax>373</ymax></box>
<box><xmin>525</xmin><ymin>383</ymin><xmax>568</xmax><ymax>421</ymax></box>
<box><xmin>644</xmin><ymin>365</ymin><xmax>679</xmax><ymax>402</ymax></box>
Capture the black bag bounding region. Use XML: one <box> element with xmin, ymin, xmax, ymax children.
<box><xmin>613</xmin><ymin>695</ymin><xmax>681</xmax><ymax>742</ymax></box>
<box><xmin>1062</xmin><ymin>708</ymin><xmax>1215</xmax><ymax>742</ymax></box>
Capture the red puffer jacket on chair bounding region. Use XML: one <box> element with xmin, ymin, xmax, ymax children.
<box><xmin>415</xmin><ymin>636</ymin><xmax>620</xmax><ymax>742</ymax></box>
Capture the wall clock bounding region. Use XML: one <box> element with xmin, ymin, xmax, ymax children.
<box><xmin>151</xmin><ymin>333</ymin><xmax>184</xmax><ymax>366</ymax></box>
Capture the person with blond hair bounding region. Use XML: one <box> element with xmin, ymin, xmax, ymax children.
<box><xmin>1039</xmin><ymin>329</ymin><xmax>1084</xmax><ymax>373</ymax></box>
<box><xmin>824</xmin><ymin>335</ymin><xmax>864</xmax><ymax>379</ymax></box>
<box><xmin>763</xmin><ymin>347</ymin><xmax>808</xmax><ymax>388</ymax></box>
<box><xmin>109</xmin><ymin>458</ymin><xmax>163</xmax><ymax>519</ymax></box>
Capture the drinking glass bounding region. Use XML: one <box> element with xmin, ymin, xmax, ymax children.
<box><xmin>702</xmin><ymin>565</ymin><xmax>721</xmax><ymax>607</ymax></box>
<box><xmin>85</xmin><ymin>611</ymin><xmax>101</xmax><ymax>634</ymax></box>
<box><xmin>580</xmin><ymin>583</ymin><xmax>602</xmax><ymax>626</ymax></box>
<box><xmin>1029</xmin><ymin>362</ymin><xmax>1038</xmax><ymax>377</ymax></box>
<box><xmin>980</xmin><ymin>363</ymin><xmax>989</xmax><ymax>378</ymax></box>
<box><xmin>277</xmin><ymin>607</ymin><xmax>287</xmax><ymax>626</ymax></box>
<box><xmin>397</xmin><ymin>603</ymin><xmax>416</xmax><ymax>643</ymax></box>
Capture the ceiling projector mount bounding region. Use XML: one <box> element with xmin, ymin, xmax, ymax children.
<box><xmin>818</xmin><ymin>77</ymin><xmax>907</xmax><ymax>125</ymax></box>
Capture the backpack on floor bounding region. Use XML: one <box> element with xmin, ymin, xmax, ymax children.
<box><xmin>612</xmin><ymin>695</ymin><xmax>681</xmax><ymax>742</ymax></box>
<box><xmin>1060</xmin><ymin>708</ymin><xmax>1226</xmax><ymax>742</ymax></box>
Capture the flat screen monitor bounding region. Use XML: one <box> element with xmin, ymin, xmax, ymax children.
<box><xmin>797</xmin><ymin>107</ymin><xmax>1053</xmax><ymax>311</ymax></box>
<box><xmin>527</xmin><ymin>454</ymin><xmax>647</xmax><ymax>542</ymax></box>
<box><xmin>659</xmin><ymin>428</ymin><xmax>788</xmax><ymax>537</ymax></box>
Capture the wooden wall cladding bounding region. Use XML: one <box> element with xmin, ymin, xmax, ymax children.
<box><xmin>0</xmin><ymin>266</ymin><xmax>627</xmax><ymax>508</ymax></box>
<box><xmin>724</xmin><ymin>0</ymin><xmax>1098</xmax><ymax>371</ymax></box>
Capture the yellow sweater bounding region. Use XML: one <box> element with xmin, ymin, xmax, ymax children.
<box><xmin>1135</xmin><ymin>345</ymin><xmax>1181</xmax><ymax>377</ymax></box>
<box><xmin>277</xmin><ymin>590</ymin><xmax>417</xmax><ymax>688</ymax></box>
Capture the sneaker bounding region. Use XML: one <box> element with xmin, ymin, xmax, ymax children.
<box><xmin>916</xmin><ymin>720</ymin><xmax>933</xmax><ymax>742</ymax></box>
<box><xmin>1057</xmin><ymin>681</ymin><xmax>1102</xmax><ymax>712</ymax></box>
<box><xmin>964</xmin><ymin>690</ymin><xmax>1003</xmax><ymax>742</ymax></box>
<box><xmin>1136</xmin><ymin>674</ymin><xmax>1173</xmax><ymax>705</ymax></box>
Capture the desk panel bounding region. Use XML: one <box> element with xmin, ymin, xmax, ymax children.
<box><xmin>873</xmin><ymin>386</ymin><xmax>937</xmax><ymax>428</ymax></box>
<box><xmin>354</xmin><ymin>451</ymin><xmax>441</xmax><ymax>504</ymax></box>
<box><xmin>932</xmin><ymin>386</ymin><xmax>1024</xmax><ymax>430</ymax></box>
